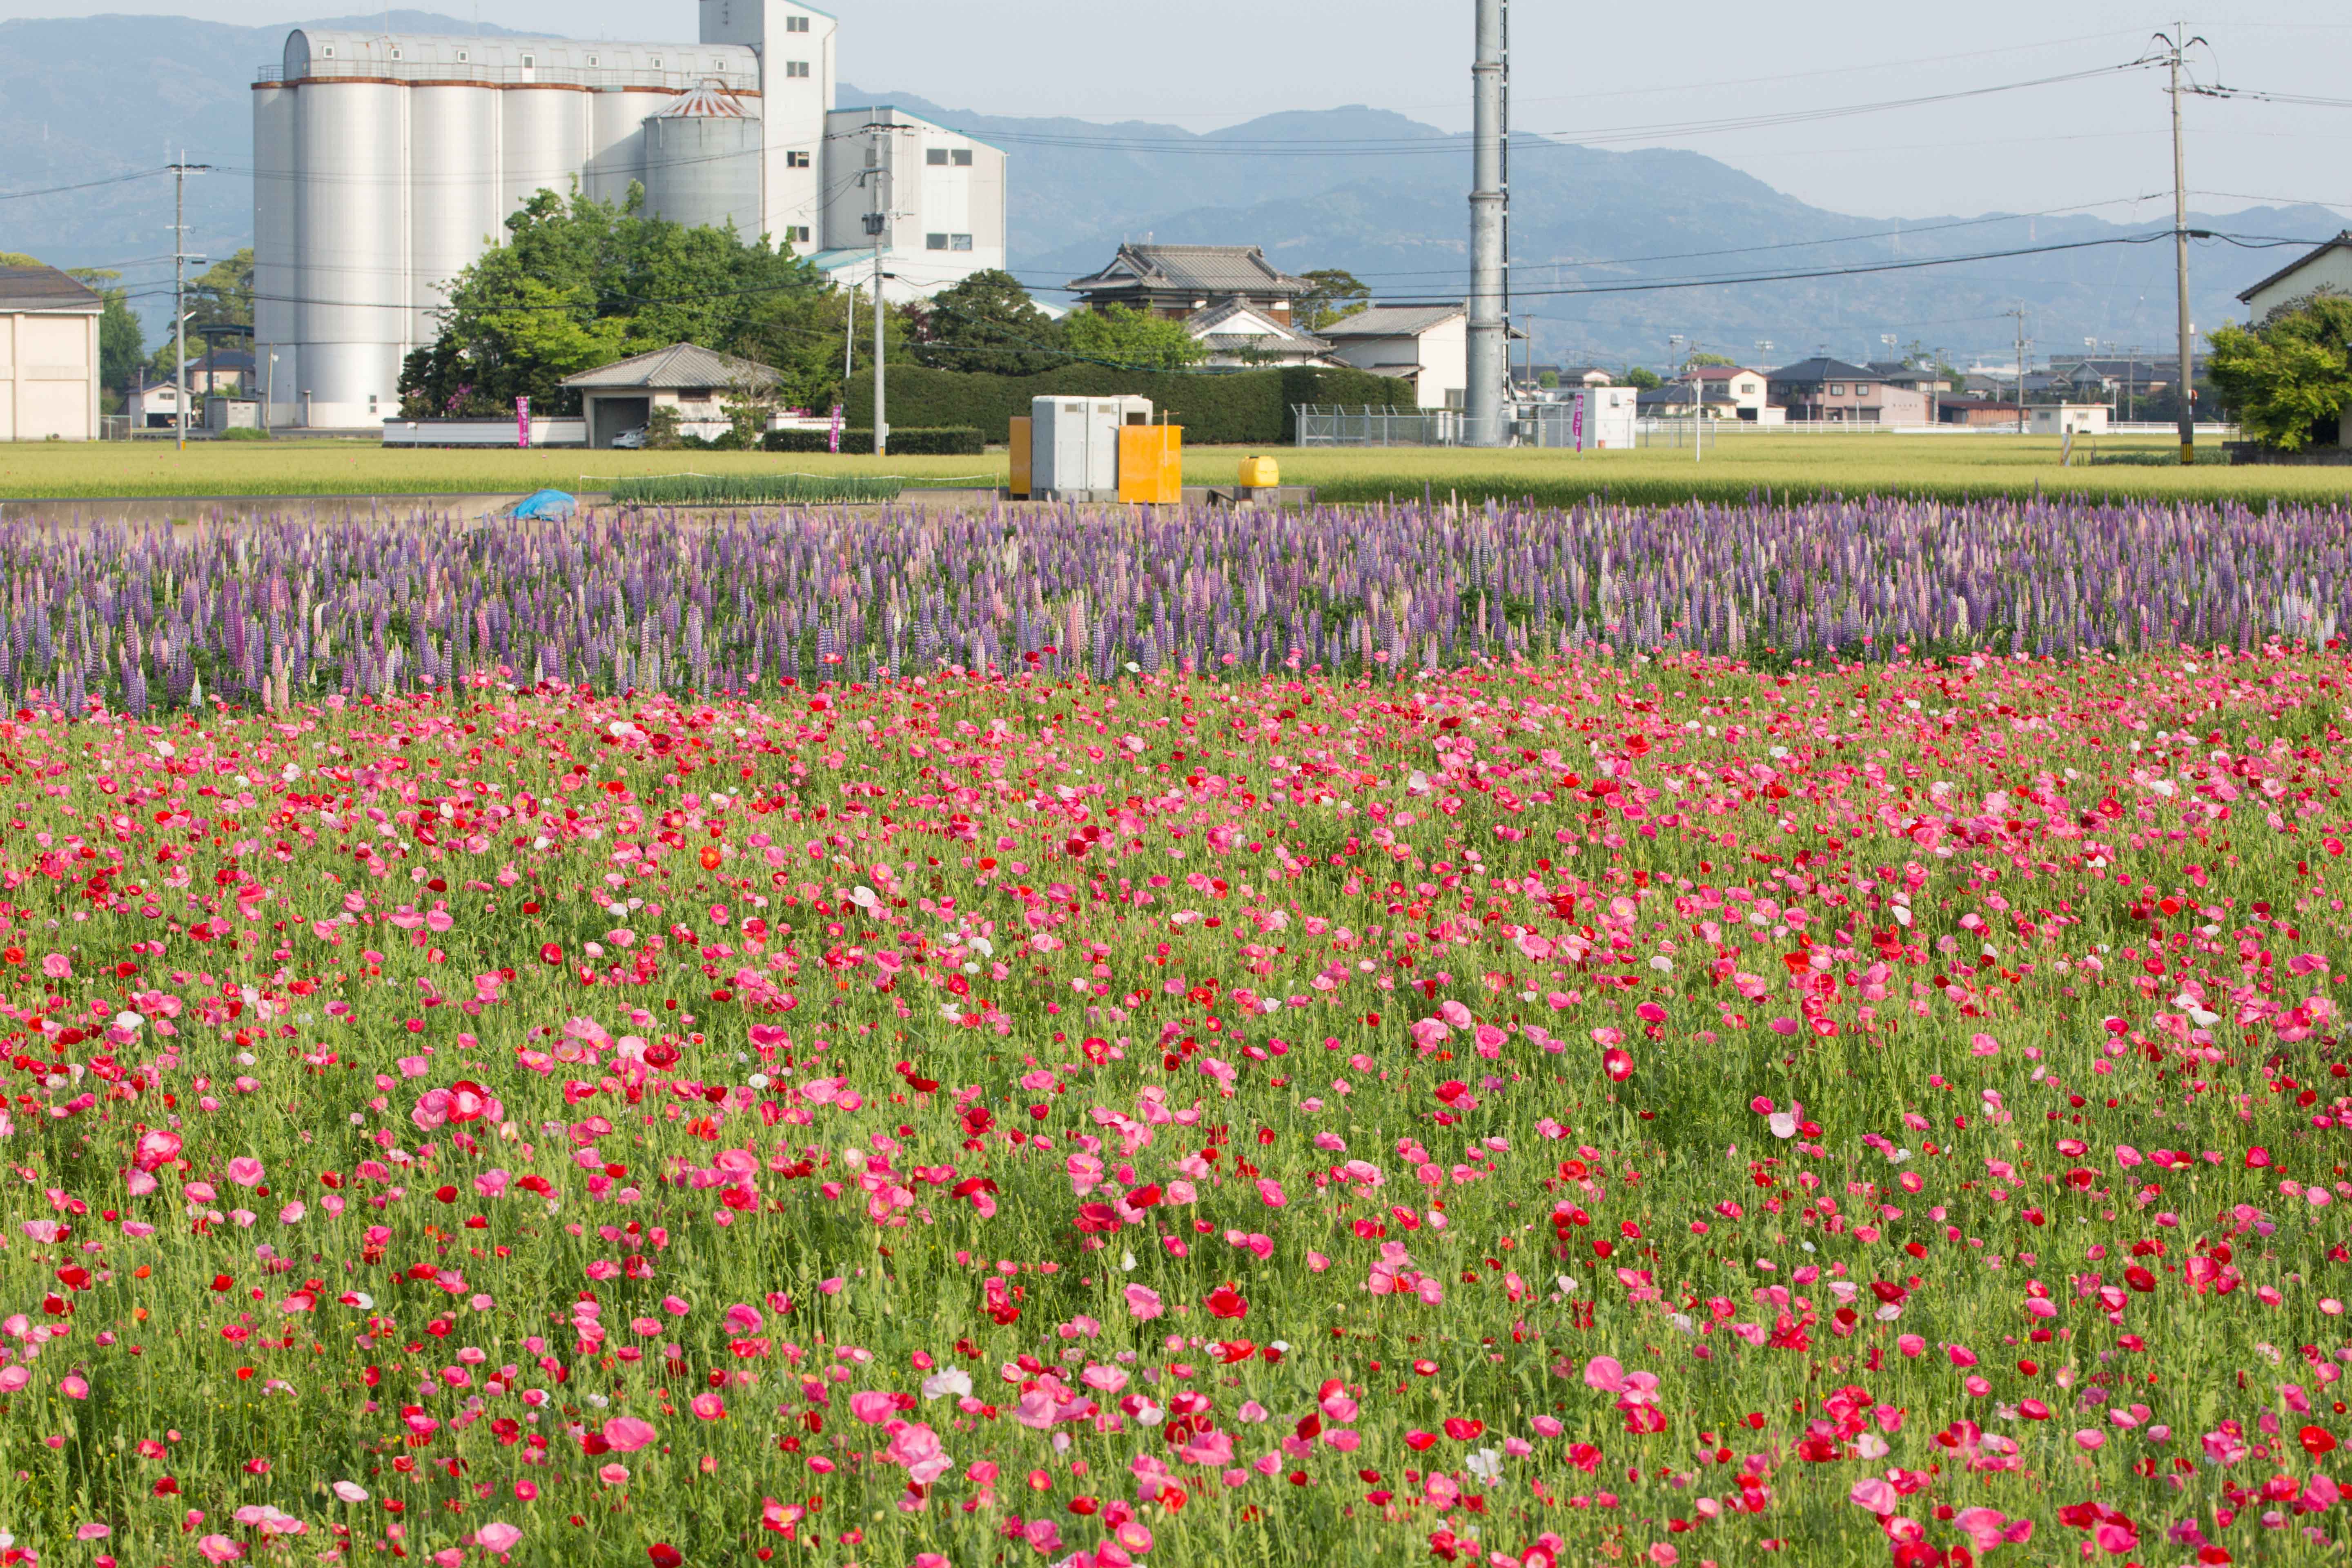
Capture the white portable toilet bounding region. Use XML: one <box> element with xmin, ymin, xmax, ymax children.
<box><xmin>1030</xmin><ymin>395</ymin><xmax>1153</xmax><ymax>500</ymax></box>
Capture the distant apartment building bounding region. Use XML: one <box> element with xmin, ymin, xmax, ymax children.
<box><xmin>0</xmin><ymin>265</ymin><xmax>102</xmax><ymax>442</ymax></box>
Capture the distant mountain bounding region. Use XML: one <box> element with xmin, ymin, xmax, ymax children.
<box><xmin>858</xmin><ymin>82</ymin><xmax>2345</xmax><ymax>367</ymax></box>
<box><xmin>2</xmin><ymin>13</ymin><xmax>2338</xmax><ymax>366</ymax></box>
<box><xmin>0</xmin><ymin>12</ymin><xmax>548</xmax><ymax>323</ymax></box>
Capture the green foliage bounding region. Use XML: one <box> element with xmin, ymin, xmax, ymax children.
<box><xmin>762</xmin><ymin>427</ymin><xmax>985</xmax><ymax>455</ymax></box>
<box><xmin>846</xmin><ymin>364</ymin><xmax>1413</xmax><ymax>445</ymax></box>
<box><xmin>1538</xmin><ymin>370</ymin><xmax>1559</xmax><ymax>388</ymax></box>
<box><xmin>2205</xmin><ymin>290</ymin><xmax>2352</xmax><ymax>452</ymax></box>
<box><xmin>1061</xmin><ymin>305</ymin><xmax>1206</xmax><ymax>370</ymax></box>
<box><xmin>908</xmin><ymin>270</ymin><xmax>1066</xmax><ymax>376</ymax></box>
<box><xmin>1295</xmin><ymin>269</ymin><xmax>1370</xmax><ymax>332</ymax></box>
<box><xmin>607</xmin><ymin>472</ymin><xmax>907</xmax><ymax>506</ymax></box>
<box><xmin>66</xmin><ymin>267</ymin><xmax>144</xmax><ymax>393</ymax></box>
<box><xmin>1686</xmin><ymin>351</ymin><xmax>1738</xmax><ymax>367</ymax></box>
<box><xmin>397</xmin><ymin>187</ymin><xmax>828</xmax><ymax>418</ymax></box>
<box><xmin>186</xmin><ymin>248</ymin><xmax>254</xmax><ymax>333</ymax></box>
<box><xmin>1623</xmin><ymin>366</ymin><xmax>1663</xmax><ymax>390</ymax></box>
<box><xmin>643</xmin><ymin>407</ymin><xmax>684</xmax><ymax>450</ymax></box>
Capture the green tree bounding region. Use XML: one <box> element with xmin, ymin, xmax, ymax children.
<box><xmin>1686</xmin><ymin>350</ymin><xmax>1738</xmax><ymax>368</ymax></box>
<box><xmin>398</xmin><ymin>186</ymin><xmax>825</xmax><ymax>417</ymax></box>
<box><xmin>1623</xmin><ymin>365</ymin><xmax>1663</xmax><ymax>391</ymax></box>
<box><xmin>1295</xmin><ymin>269</ymin><xmax>1370</xmax><ymax>332</ymax></box>
<box><xmin>1062</xmin><ymin>304</ymin><xmax>1205</xmax><ymax>370</ymax></box>
<box><xmin>187</xmin><ymin>249</ymin><xmax>254</xmax><ymax>332</ymax></box>
<box><xmin>906</xmin><ymin>269</ymin><xmax>1065</xmax><ymax>376</ymax></box>
<box><xmin>2205</xmin><ymin>291</ymin><xmax>2352</xmax><ymax>451</ymax></box>
<box><xmin>65</xmin><ymin>267</ymin><xmax>145</xmax><ymax>395</ymax></box>
<box><xmin>0</xmin><ymin>252</ymin><xmax>42</xmax><ymax>268</ymax></box>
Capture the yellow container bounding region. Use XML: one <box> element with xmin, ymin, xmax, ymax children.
<box><xmin>1008</xmin><ymin>417</ymin><xmax>1033</xmax><ymax>498</ymax></box>
<box><xmin>1118</xmin><ymin>424</ymin><xmax>1184</xmax><ymax>504</ymax></box>
<box><xmin>1237</xmin><ymin>454</ymin><xmax>1281</xmax><ymax>488</ymax></box>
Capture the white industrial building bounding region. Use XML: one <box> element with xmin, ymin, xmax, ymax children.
<box><xmin>252</xmin><ymin>1</ymin><xmax>1006</xmax><ymax>430</ymax></box>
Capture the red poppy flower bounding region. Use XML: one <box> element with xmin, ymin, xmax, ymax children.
<box><xmin>1205</xmin><ymin>1285</ymin><xmax>1249</xmax><ymax>1320</ymax></box>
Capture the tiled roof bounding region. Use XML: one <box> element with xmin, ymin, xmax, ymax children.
<box><xmin>0</xmin><ymin>265</ymin><xmax>102</xmax><ymax>314</ymax></box>
<box><xmin>1318</xmin><ymin>303</ymin><xmax>1463</xmax><ymax>339</ymax></box>
<box><xmin>1766</xmin><ymin>357</ymin><xmax>1877</xmax><ymax>384</ymax></box>
<box><xmin>1067</xmin><ymin>244</ymin><xmax>1309</xmax><ymax>298</ymax></box>
<box><xmin>559</xmin><ymin>342</ymin><xmax>780</xmax><ymax>390</ymax></box>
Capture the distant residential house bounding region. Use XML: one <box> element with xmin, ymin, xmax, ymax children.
<box><xmin>1184</xmin><ymin>299</ymin><xmax>1333</xmax><ymax>369</ymax></box>
<box><xmin>1936</xmin><ymin>396</ymin><xmax>2019</xmax><ymax>427</ymax></box>
<box><xmin>2236</xmin><ymin>230</ymin><xmax>2352</xmax><ymax>321</ymax></box>
<box><xmin>1065</xmin><ymin>243</ymin><xmax>1311</xmax><ymax>323</ymax></box>
<box><xmin>1317</xmin><ymin>304</ymin><xmax>1466</xmax><ymax>409</ymax></box>
<box><xmin>1693</xmin><ymin>365</ymin><xmax>1770</xmax><ymax>417</ymax></box>
<box><xmin>1863</xmin><ymin>361</ymin><xmax>1954</xmax><ymax>394</ymax></box>
<box><xmin>558</xmin><ymin>341</ymin><xmax>784</xmax><ymax>450</ymax></box>
<box><xmin>131</xmin><ymin>375</ymin><xmax>192</xmax><ymax>429</ymax></box>
<box><xmin>1765</xmin><ymin>357</ymin><xmax>1929</xmax><ymax>426</ymax></box>
<box><xmin>1557</xmin><ymin>365</ymin><xmax>1618</xmax><ymax>389</ymax></box>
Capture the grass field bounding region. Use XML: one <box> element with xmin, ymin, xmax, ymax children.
<box><xmin>4</xmin><ymin>431</ymin><xmax>2351</xmax><ymax>506</ymax></box>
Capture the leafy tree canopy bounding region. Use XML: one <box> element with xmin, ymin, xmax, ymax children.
<box><xmin>2206</xmin><ymin>290</ymin><xmax>2352</xmax><ymax>452</ymax></box>
<box><xmin>1062</xmin><ymin>304</ymin><xmax>1205</xmax><ymax>371</ymax></box>
<box><xmin>398</xmin><ymin>187</ymin><xmax>828</xmax><ymax>417</ymax></box>
<box><xmin>1622</xmin><ymin>365</ymin><xmax>1663</xmax><ymax>390</ymax></box>
<box><xmin>906</xmin><ymin>269</ymin><xmax>1066</xmax><ymax>376</ymax></box>
<box><xmin>1296</xmin><ymin>269</ymin><xmax>1370</xmax><ymax>332</ymax></box>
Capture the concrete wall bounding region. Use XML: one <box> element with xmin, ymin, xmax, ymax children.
<box><xmin>0</xmin><ymin>309</ymin><xmax>100</xmax><ymax>441</ymax></box>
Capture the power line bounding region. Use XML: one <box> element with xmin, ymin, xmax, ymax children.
<box><xmin>0</xmin><ymin>167</ymin><xmax>174</xmax><ymax>202</ymax></box>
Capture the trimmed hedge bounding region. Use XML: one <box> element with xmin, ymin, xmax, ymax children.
<box><xmin>762</xmin><ymin>426</ymin><xmax>985</xmax><ymax>455</ymax></box>
<box><xmin>844</xmin><ymin>365</ymin><xmax>1414</xmax><ymax>445</ymax></box>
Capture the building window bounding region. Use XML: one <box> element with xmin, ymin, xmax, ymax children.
<box><xmin>951</xmin><ymin>234</ymin><xmax>974</xmax><ymax>252</ymax></box>
<box><xmin>321</xmin><ymin>45</ymin><xmax>334</xmax><ymax>57</ymax></box>
<box><xmin>650</xmin><ymin>55</ymin><xmax>662</xmax><ymax>68</ymax></box>
<box><xmin>927</xmin><ymin>233</ymin><xmax>949</xmax><ymax>251</ymax></box>
<box><xmin>927</xmin><ymin>148</ymin><xmax>948</xmax><ymax>166</ymax></box>
<box><xmin>1829</xmin><ymin>383</ymin><xmax>1844</xmax><ymax>396</ymax></box>
<box><xmin>786</xmin><ymin>14</ymin><xmax>811</xmax><ymax>31</ymax></box>
<box><xmin>784</xmin><ymin>225</ymin><xmax>811</xmax><ymax>243</ymax></box>
<box><xmin>388</xmin><ymin>47</ymin><xmax>401</xmax><ymax>60</ymax></box>
<box><xmin>1855</xmin><ymin>383</ymin><xmax>1872</xmax><ymax>394</ymax></box>
<box><xmin>455</xmin><ymin>49</ymin><xmax>469</xmax><ymax>62</ymax></box>
<box><xmin>586</xmin><ymin>53</ymin><xmax>599</xmax><ymax>67</ymax></box>
<box><xmin>785</xmin><ymin>60</ymin><xmax>811</xmax><ymax>78</ymax></box>
<box><xmin>953</xmin><ymin>148</ymin><xmax>973</xmax><ymax>166</ymax></box>
<box><xmin>785</xmin><ymin>150</ymin><xmax>811</xmax><ymax>167</ymax></box>
<box><xmin>521</xmin><ymin>53</ymin><xmax>535</xmax><ymax>68</ymax></box>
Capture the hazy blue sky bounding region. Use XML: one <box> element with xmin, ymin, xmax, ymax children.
<box><xmin>4</xmin><ymin>2</ymin><xmax>2348</xmax><ymax>220</ymax></box>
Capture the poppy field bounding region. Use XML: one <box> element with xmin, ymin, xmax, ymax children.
<box><xmin>0</xmin><ymin>500</ymin><xmax>2350</xmax><ymax>1568</ymax></box>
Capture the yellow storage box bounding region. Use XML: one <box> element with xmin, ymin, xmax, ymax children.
<box><xmin>1117</xmin><ymin>424</ymin><xmax>1183</xmax><ymax>504</ymax></box>
<box><xmin>1237</xmin><ymin>454</ymin><xmax>1281</xmax><ymax>488</ymax></box>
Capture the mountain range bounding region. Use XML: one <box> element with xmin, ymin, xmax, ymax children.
<box><xmin>2</xmin><ymin>10</ymin><xmax>2339</xmax><ymax>369</ymax></box>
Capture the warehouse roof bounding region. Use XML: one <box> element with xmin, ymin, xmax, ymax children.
<box><xmin>1067</xmin><ymin>244</ymin><xmax>1310</xmax><ymax>300</ymax></box>
<box><xmin>1316</xmin><ymin>304</ymin><xmax>1463</xmax><ymax>339</ymax></box>
<box><xmin>0</xmin><ymin>265</ymin><xmax>102</xmax><ymax>314</ymax></box>
<box><xmin>560</xmin><ymin>342</ymin><xmax>780</xmax><ymax>391</ymax></box>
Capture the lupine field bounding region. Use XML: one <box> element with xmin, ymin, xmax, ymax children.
<box><xmin>0</xmin><ymin>497</ymin><xmax>2349</xmax><ymax>1568</ymax></box>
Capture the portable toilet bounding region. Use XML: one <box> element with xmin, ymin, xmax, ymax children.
<box><xmin>1030</xmin><ymin>396</ymin><xmax>1154</xmax><ymax>501</ymax></box>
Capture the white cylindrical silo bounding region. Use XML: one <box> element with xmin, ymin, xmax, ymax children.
<box><xmin>642</xmin><ymin>85</ymin><xmax>763</xmax><ymax>237</ymax></box>
<box><xmin>294</xmin><ymin>77</ymin><xmax>407</xmax><ymax>427</ymax></box>
<box><xmin>250</xmin><ymin>78</ymin><xmax>299</xmax><ymax>427</ymax></box>
<box><xmin>409</xmin><ymin>83</ymin><xmax>500</xmax><ymax>346</ymax></box>
<box><xmin>501</xmin><ymin>87</ymin><xmax>588</xmax><ymax>223</ymax></box>
<box><xmin>586</xmin><ymin>87</ymin><xmax>667</xmax><ymax>207</ymax></box>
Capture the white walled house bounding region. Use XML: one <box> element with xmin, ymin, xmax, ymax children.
<box><xmin>252</xmin><ymin>2</ymin><xmax>1007</xmax><ymax>428</ymax></box>
<box><xmin>2238</xmin><ymin>231</ymin><xmax>2352</xmax><ymax>323</ymax></box>
<box><xmin>0</xmin><ymin>266</ymin><xmax>102</xmax><ymax>442</ymax></box>
<box><xmin>1319</xmin><ymin>305</ymin><xmax>1467</xmax><ymax>409</ymax></box>
<box><xmin>1185</xmin><ymin>301</ymin><xmax>1332</xmax><ymax>368</ymax></box>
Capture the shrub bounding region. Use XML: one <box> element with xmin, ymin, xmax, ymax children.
<box><xmin>844</xmin><ymin>365</ymin><xmax>1412</xmax><ymax>445</ymax></box>
<box><xmin>761</xmin><ymin>427</ymin><xmax>984</xmax><ymax>456</ymax></box>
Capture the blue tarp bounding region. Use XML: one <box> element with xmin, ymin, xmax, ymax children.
<box><xmin>510</xmin><ymin>489</ymin><xmax>577</xmax><ymax>520</ymax></box>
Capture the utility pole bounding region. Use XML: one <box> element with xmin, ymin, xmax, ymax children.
<box><xmin>872</xmin><ymin>227</ymin><xmax>886</xmax><ymax>457</ymax></box>
<box><xmin>2156</xmin><ymin>22</ymin><xmax>2205</xmax><ymax>465</ymax></box>
<box><xmin>859</xmin><ymin>119</ymin><xmax>907</xmax><ymax>458</ymax></box>
<box><xmin>2005</xmin><ymin>307</ymin><xmax>2029</xmax><ymax>436</ymax></box>
<box><xmin>168</xmin><ymin>154</ymin><xmax>212</xmax><ymax>453</ymax></box>
<box><xmin>1465</xmin><ymin>0</ymin><xmax>1508</xmax><ymax>447</ymax></box>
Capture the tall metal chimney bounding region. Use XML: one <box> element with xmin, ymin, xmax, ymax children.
<box><xmin>1466</xmin><ymin>0</ymin><xmax>1509</xmax><ymax>447</ymax></box>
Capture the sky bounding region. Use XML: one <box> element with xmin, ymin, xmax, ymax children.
<box><xmin>3</xmin><ymin>1</ymin><xmax>2349</xmax><ymax>222</ymax></box>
